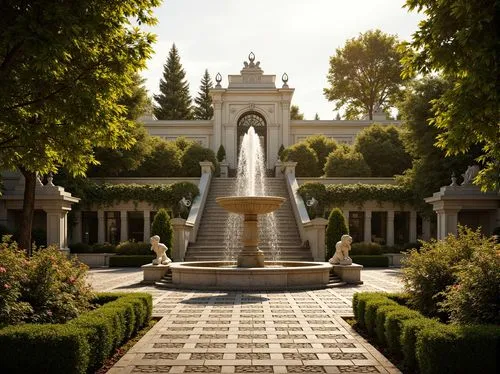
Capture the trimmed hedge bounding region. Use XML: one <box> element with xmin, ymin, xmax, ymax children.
<box><xmin>350</xmin><ymin>242</ymin><xmax>383</xmax><ymax>255</ymax></box>
<box><xmin>352</xmin><ymin>292</ymin><xmax>500</xmax><ymax>373</ymax></box>
<box><xmin>351</xmin><ymin>255</ymin><xmax>389</xmax><ymax>267</ymax></box>
<box><xmin>0</xmin><ymin>292</ymin><xmax>152</xmax><ymax>374</ymax></box>
<box><xmin>109</xmin><ymin>255</ymin><xmax>155</xmax><ymax>267</ymax></box>
<box><xmin>115</xmin><ymin>241</ymin><xmax>151</xmax><ymax>255</ymax></box>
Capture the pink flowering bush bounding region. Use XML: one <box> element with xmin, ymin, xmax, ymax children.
<box><xmin>0</xmin><ymin>236</ymin><xmax>93</xmax><ymax>326</ymax></box>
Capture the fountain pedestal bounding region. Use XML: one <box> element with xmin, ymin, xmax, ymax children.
<box><xmin>216</xmin><ymin>196</ymin><xmax>286</xmax><ymax>268</ymax></box>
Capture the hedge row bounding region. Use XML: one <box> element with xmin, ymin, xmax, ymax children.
<box><xmin>352</xmin><ymin>292</ymin><xmax>500</xmax><ymax>373</ymax></box>
<box><xmin>0</xmin><ymin>292</ymin><xmax>152</xmax><ymax>374</ymax></box>
<box><xmin>350</xmin><ymin>255</ymin><xmax>389</xmax><ymax>267</ymax></box>
<box><xmin>109</xmin><ymin>255</ymin><xmax>155</xmax><ymax>267</ymax></box>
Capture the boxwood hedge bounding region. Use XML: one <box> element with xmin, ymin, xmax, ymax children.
<box><xmin>0</xmin><ymin>292</ymin><xmax>152</xmax><ymax>374</ymax></box>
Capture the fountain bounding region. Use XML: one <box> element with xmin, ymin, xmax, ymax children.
<box><xmin>168</xmin><ymin>127</ymin><xmax>332</xmax><ymax>289</ymax></box>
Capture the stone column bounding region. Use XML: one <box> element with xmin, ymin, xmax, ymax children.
<box><xmin>421</xmin><ymin>216</ymin><xmax>431</xmax><ymax>241</ymax></box>
<box><xmin>364</xmin><ymin>210</ymin><xmax>372</xmax><ymax>243</ymax></box>
<box><xmin>409</xmin><ymin>210</ymin><xmax>418</xmax><ymax>243</ymax></box>
<box><xmin>386</xmin><ymin>210</ymin><xmax>395</xmax><ymax>246</ymax></box>
<box><xmin>45</xmin><ymin>209</ymin><xmax>66</xmax><ymax>249</ymax></box>
<box><xmin>72</xmin><ymin>211</ymin><xmax>82</xmax><ymax>245</ymax></box>
<box><xmin>303</xmin><ymin>218</ymin><xmax>328</xmax><ymax>261</ymax></box>
<box><xmin>281</xmin><ymin>101</ymin><xmax>291</xmax><ymax>147</ymax></box>
<box><xmin>143</xmin><ymin>210</ymin><xmax>151</xmax><ymax>242</ymax></box>
<box><xmin>97</xmin><ymin>210</ymin><xmax>105</xmax><ymax>243</ymax></box>
<box><xmin>171</xmin><ymin>218</ymin><xmax>193</xmax><ymax>262</ymax></box>
<box><xmin>436</xmin><ymin>209</ymin><xmax>459</xmax><ymax>240</ymax></box>
<box><xmin>213</xmin><ymin>98</ymin><xmax>222</xmax><ymax>152</ymax></box>
<box><xmin>120</xmin><ymin>210</ymin><xmax>128</xmax><ymax>242</ymax></box>
<box><xmin>342</xmin><ymin>210</ymin><xmax>350</xmax><ymax>225</ymax></box>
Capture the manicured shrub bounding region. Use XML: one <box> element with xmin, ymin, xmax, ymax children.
<box><xmin>326</xmin><ymin>208</ymin><xmax>348</xmax><ymax>261</ymax></box>
<box><xmin>68</xmin><ymin>242</ymin><xmax>92</xmax><ymax>253</ymax></box>
<box><xmin>350</xmin><ymin>242</ymin><xmax>383</xmax><ymax>255</ymax></box>
<box><xmin>416</xmin><ymin>324</ymin><xmax>500</xmax><ymax>374</ymax></box>
<box><xmin>0</xmin><ymin>324</ymin><xmax>90</xmax><ymax>374</ymax></box>
<box><xmin>304</xmin><ymin>134</ymin><xmax>338</xmax><ymax>172</ymax></box>
<box><xmin>132</xmin><ymin>138</ymin><xmax>182</xmax><ymax>177</ymax></box>
<box><xmin>387</xmin><ymin>292</ymin><xmax>411</xmax><ymax>306</ymax></box>
<box><xmin>91</xmin><ymin>242</ymin><xmax>117</xmax><ymax>253</ymax></box>
<box><xmin>374</xmin><ymin>304</ymin><xmax>401</xmax><ymax>345</ymax></box>
<box><xmin>364</xmin><ymin>296</ymin><xmax>398</xmax><ymax>337</ymax></box>
<box><xmin>115</xmin><ymin>241</ymin><xmax>151</xmax><ymax>255</ymax></box>
<box><xmin>402</xmin><ymin>226</ymin><xmax>490</xmax><ymax>319</ymax></box>
<box><xmin>216</xmin><ymin>144</ymin><xmax>226</xmax><ymax>162</ymax></box>
<box><xmin>350</xmin><ymin>255</ymin><xmax>389</xmax><ymax>267</ymax></box>
<box><xmin>278</xmin><ymin>144</ymin><xmax>285</xmax><ymax>161</ymax></box>
<box><xmin>438</xmin><ymin>242</ymin><xmax>500</xmax><ymax>325</ymax></box>
<box><xmin>180</xmin><ymin>142</ymin><xmax>218</xmax><ymax>177</ymax></box>
<box><xmin>353</xmin><ymin>292</ymin><xmax>385</xmax><ymax>327</ymax></box>
<box><xmin>324</xmin><ymin>145</ymin><xmax>371</xmax><ymax>177</ymax></box>
<box><xmin>400</xmin><ymin>317</ymin><xmax>441</xmax><ymax>372</ymax></box>
<box><xmin>281</xmin><ymin>142</ymin><xmax>321</xmax><ymax>177</ymax></box>
<box><xmin>109</xmin><ymin>255</ymin><xmax>154</xmax><ymax>267</ymax></box>
<box><xmin>151</xmin><ymin>208</ymin><xmax>173</xmax><ymax>256</ymax></box>
<box><xmin>384</xmin><ymin>307</ymin><xmax>423</xmax><ymax>357</ymax></box>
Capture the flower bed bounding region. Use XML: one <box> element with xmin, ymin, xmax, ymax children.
<box><xmin>0</xmin><ymin>292</ymin><xmax>152</xmax><ymax>374</ymax></box>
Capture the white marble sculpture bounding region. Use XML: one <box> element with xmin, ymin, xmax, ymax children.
<box><xmin>461</xmin><ymin>165</ymin><xmax>480</xmax><ymax>186</ymax></box>
<box><xmin>329</xmin><ymin>234</ymin><xmax>353</xmax><ymax>265</ymax></box>
<box><xmin>150</xmin><ymin>235</ymin><xmax>172</xmax><ymax>265</ymax></box>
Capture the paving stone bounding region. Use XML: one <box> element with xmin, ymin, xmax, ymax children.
<box><xmin>286</xmin><ymin>366</ymin><xmax>326</xmax><ymax>373</ymax></box>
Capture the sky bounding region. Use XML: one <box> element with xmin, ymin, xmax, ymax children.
<box><xmin>141</xmin><ymin>0</ymin><xmax>424</xmax><ymax>120</ymax></box>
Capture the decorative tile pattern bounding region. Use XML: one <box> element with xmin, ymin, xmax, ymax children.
<box><xmin>235</xmin><ymin>365</ymin><xmax>273</xmax><ymax>373</ymax></box>
<box><xmin>329</xmin><ymin>353</ymin><xmax>368</xmax><ymax>360</ymax></box>
<box><xmin>338</xmin><ymin>366</ymin><xmax>379</xmax><ymax>373</ymax></box>
<box><xmin>286</xmin><ymin>366</ymin><xmax>326</xmax><ymax>373</ymax></box>
<box><xmin>184</xmin><ymin>366</ymin><xmax>221</xmax><ymax>373</ymax></box>
<box><xmin>143</xmin><ymin>353</ymin><xmax>179</xmax><ymax>360</ymax></box>
<box><xmin>133</xmin><ymin>366</ymin><xmax>172</xmax><ymax>373</ymax></box>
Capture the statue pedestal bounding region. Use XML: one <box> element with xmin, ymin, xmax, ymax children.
<box><xmin>332</xmin><ymin>263</ymin><xmax>363</xmax><ymax>284</ymax></box>
<box><xmin>142</xmin><ymin>264</ymin><xmax>170</xmax><ymax>283</ymax></box>
<box><xmin>237</xmin><ymin>249</ymin><xmax>265</xmax><ymax>268</ymax></box>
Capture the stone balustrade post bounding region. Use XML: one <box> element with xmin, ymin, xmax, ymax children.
<box><xmin>282</xmin><ymin>161</ymin><xmax>297</xmax><ymax>178</ymax></box>
<box><xmin>303</xmin><ymin>218</ymin><xmax>328</xmax><ymax>262</ymax></box>
<box><xmin>171</xmin><ymin>218</ymin><xmax>193</xmax><ymax>262</ymax></box>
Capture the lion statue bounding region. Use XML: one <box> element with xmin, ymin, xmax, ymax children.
<box><xmin>150</xmin><ymin>235</ymin><xmax>172</xmax><ymax>265</ymax></box>
<box><xmin>329</xmin><ymin>234</ymin><xmax>353</xmax><ymax>265</ymax></box>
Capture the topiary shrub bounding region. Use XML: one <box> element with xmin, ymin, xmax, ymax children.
<box><xmin>151</xmin><ymin>208</ymin><xmax>173</xmax><ymax>257</ymax></box>
<box><xmin>364</xmin><ymin>296</ymin><xmax>398</xmax><ymax>337</ymax></box>
<box><xmin>69</xmin><ymin>242</ymin><xmax>93</xmax><ymax>253</ymax></box>
<box><xmin>91</xmin><ymin>243</ymin><xmax>116</xmax><ymax>253</ymax></box>
<box><xmin>131</xmin><ymin>138</ymin><xmax>182</xmax><ymax>177</ymax></box>
<box><xmin>278</xmin><ymin>144</ymin><xmax>285</xmax><ymax>161</ymax></box>
<box><xmin>281</xmin><ymin>142</ymin><xmax>321</xmax><ymax>176</ymax></box>
<box><xmin>180</xmin><ymin>142</ymin><xmax>218</xmax><ymax>177</ymax></box>
<box><xmin>304</xmin><ymin>135</ymin><xmax>338</xmax><ymax>172</ymax></box>
<box><xmin>400</xmin><ymin>317</ymin><xmax>441</xmax><ymax>372</ymax></box>
<box><xmin>384</xmin><ymin>307</ymin><xmax>423</xmax><ymax>357</ymax></box>
<box><xmin>115</xmin><ymin>241</ymin><xmax>151</xmax><ymax>255</ymax></box>
<box><xmin>109</xmin><ymin>255</ymin><xmax>155</xmax><ymax>267</ymax></box>
<box><xmin>374</xmin><ymin>304</ymin><xmax>401</xmax><ymax>345</ymax></box>
<box><xmin>325</xmin><ymin>208</ymin><xmax>348</xmax><ymax>261</ymax></box>
<box><xmin>351</xmin><ymin>255</ymin><xmax>389</xmax><ymax>267</ymax></box>
<box><xmin>350</xmin><ymin>242</ymin><xmax>383</xmax><ymax>255</ymax></box>
<box><xmin>323</xmin><ymin>145</ymin><xmax>371</xmax><ymax>177</ymax></box>
<box><xmin>401</xmin><ymin>226</ymin><xmax>488</xmax><ymax>320</ymax></box>
<box><xmin>216</xmin><ymin>144</ymin><xmax>226</xmax><ymax>162</ymax></box>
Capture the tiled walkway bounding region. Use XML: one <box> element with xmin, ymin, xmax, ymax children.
<box><xmin>88</xmin><ymin>268</ymin><xmax>403</xmax><ymax>374</ymax></box>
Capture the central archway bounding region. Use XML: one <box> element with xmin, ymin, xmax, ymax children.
<box><xmin>237</xmin><ymin>111</ymin><xmax>267</xmax><ymax>160</ymax></box>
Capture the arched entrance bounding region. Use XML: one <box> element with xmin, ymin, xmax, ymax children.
<box><xmin>237</xmin><ymin>111</ymin><xmax>267</xmax><ymax>160</ymax></box>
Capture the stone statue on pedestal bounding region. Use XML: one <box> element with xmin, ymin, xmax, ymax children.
<box><xmin>329</xmin><ymin>234</ymin><xmax>353</xmax><ymax>265</ymax></box>
<box><xmin>150</xmin><ymin>235</ymin><xmax>172</xmax><ymax>265</ymax></box>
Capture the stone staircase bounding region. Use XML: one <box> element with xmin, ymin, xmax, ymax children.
<box><xmin>184</xmin><ymin>177</ymin><xmax>312</xmax><ymax>261</ymax></box>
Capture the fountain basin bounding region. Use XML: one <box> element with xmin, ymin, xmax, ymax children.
<box><xmin>216</xmin><ymin>196</ymin><xmax>285</xmax><ymax>215</ymax></box>
<box><xmin>169</xmin><ymin>261</ymin><xmax>333</xmax><ymax>290</ymax></box>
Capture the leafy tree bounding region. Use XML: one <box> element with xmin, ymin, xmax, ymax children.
<box><xmin>314</xmin><ymin>113</ymin><xmax>320</xmax><ymax>120</ymax></box>
<box><xmin>131</xmin><ymin>137</ymin><xmax>182</xmax><ymax>177</ymax></box>
<box><xmin>402</xmin><ymin>0</ymin><xmax>499</xmax><ymax>191</ymax></box>
<box><xmin>216</xmin><ymin>144</ymin><xmax>226</xmax><ymax>162</ymax></box>
<box><xmin>290</xmin><ymin>105</ymin><xmax>304</xmax><ymax>120</ymax></box>
<box><xmin>324</xmin><ymin>145</ymin><xmax>371</xmax><ymax>177</ymax></box>
<box><xmin>397</xmin><ymin>77</ymin><xmax>479</xmax><ymax>213</ymax></box>
<box><xmin>324</xmin><ymin>29</ymin><xmax>404</xmax><ymax>120</ymax></box>
<box><xmin>180</xmin><ymin>142</ymin><xmax>218</xmax><ymax>177</ymax></box>
<box><xmin>335</xmin><ymin>113</ymin><xmax>341</xmax><ymax>120</ymax></box>
<box><xmin>153</xmin><ymin>44</ymin><xmax>193</xmax><ymax>120</ymax></box>
<box><xmin>151</xmin><ymin>209</ymin><xmax>173</xmax><ymax>257</ymax></box>
<box><xmin>304</xmin><ymin>135</ymin><xmax>338</xmax><ymax>172</ymax></box>
<box><xmin>354</xmin><ymin>124</ymin><xmax>411</xmax><ymax>177</ymax></box>
<box><xmin>326</xmin><ymin>208</ymin><xmax>349</xmax><ymax>261</ymax></box>
<box><xmin>281</xmin><ymin>143</ymin><xmax>321</xmax><ymax>177</ymax></box>
<box><xmin>193</xmin><ymin>69</ymin><xmax>214</xmax><ymax>120</ymax></box>
<box><xmin>0</xmin><ymin>0</ymin><xmax>159</xmax><ymax>252</ymax></box>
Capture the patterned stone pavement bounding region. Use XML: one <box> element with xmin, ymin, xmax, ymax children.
<box><xmin>88</xmin><ymin>268</ymin><xmax>403</xmax><ymax>374</ymax></box>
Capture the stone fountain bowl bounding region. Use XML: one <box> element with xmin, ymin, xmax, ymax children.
<box><xmin>216</xmin><ymin>196</ymin><xmax>286</xmax><ymax>215</ymax></box>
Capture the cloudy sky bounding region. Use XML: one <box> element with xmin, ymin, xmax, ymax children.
<box><xmin>141</xmin><ymin>0</ymin><xmax>424</xmax><ymax>120</ymax></box>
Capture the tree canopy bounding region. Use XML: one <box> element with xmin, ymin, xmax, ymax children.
<box><xmin>193</xmin><ymin>69</ymin><xmax>214</xmax><ymax>120</ymax></box>
<box><xmin>354</xmin><ymin>124</ymin><xmax>411</xmax><ymax>177</ymax></box>
<box><xmin>0</xmin><ymin>0</ymin><xmax>159</xmax><ymax>251</ymax></box>
<box><xmin>402</xmin><ymin>0</ymin><xmax>499</xmax><ymax>191</ymax></box>
<box><xmin>324</xmin><ymin>145</ymin><xmax>371</xmax><ymax>177</ymax></box>
<box><xmin>324</xmin><ymin>29</ymin><xmax>405</xmax><ymax>120</ymax></box>
<box><xmin>153</xmin><ymin>44</ymin><xmax>193</xmax><ymax>120</ymax></box>
<box><xmin>290</xmin><ymin>105</ymin><xmax>304</xmax><ymax>120</ymax></box>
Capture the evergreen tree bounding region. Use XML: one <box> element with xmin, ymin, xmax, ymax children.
<box><xmin>290</xmin><ymin>105</ymin><xmax>304</xmax><ymax>120</ymax></box>
<box><xmin>154</xmin><ymin>44</ymin><xmax>193</xmax><ymax>120</ymax></box>
<box><xmin>194</xmin><ymin>69</ymin><xmax>214</xmax><ymax>120</ymax></box>
<box><xmin>151</xmin><ymin>209</ymin><xmax>173</xmax><ymax>257</ymax></box>
<box><xmin>326</xmin><ymin>208</ymin><xmax>349</xmax><ymax>261</ymax></box>
<box><xmin>314</xmin><ymin>113</ymin><xmax>320</xmax><ymax>120</ymax></box>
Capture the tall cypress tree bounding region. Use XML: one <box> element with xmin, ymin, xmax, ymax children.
<box><xmin>154</xmin><ymin>44</ymin><xmax>193</xmax><ymax>120</ymax></box>
<box><xmin>193</xmin><ymin>69</ymin><xmax>214</xmax><ymax>120</ymax></box>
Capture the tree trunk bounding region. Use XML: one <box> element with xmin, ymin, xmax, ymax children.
<box><xmin>19</xmin><ymin>168</ymin><xmax>37</xmax><ymax>255</ymax></box>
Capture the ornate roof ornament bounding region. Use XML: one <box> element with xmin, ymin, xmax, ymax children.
<box><xmin>243</xmin><ymin>52</ymin><xmax>261</xmax><ymax>69</ymax></box>
<box><xmin>282</xmin><ymin>72</ymin><xmax>289</xmax><ymax>88</ymax></box>
<box><xmin>215</xmin><ymin>72</ymin><xmax>222</xmax><ymax>88</ymax></box>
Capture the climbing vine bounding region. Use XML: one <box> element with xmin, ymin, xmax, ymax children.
<box><xmin>298</xmin><ymin>182</ymin><xmax>416</xmax><ymax>216</ymax></box>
